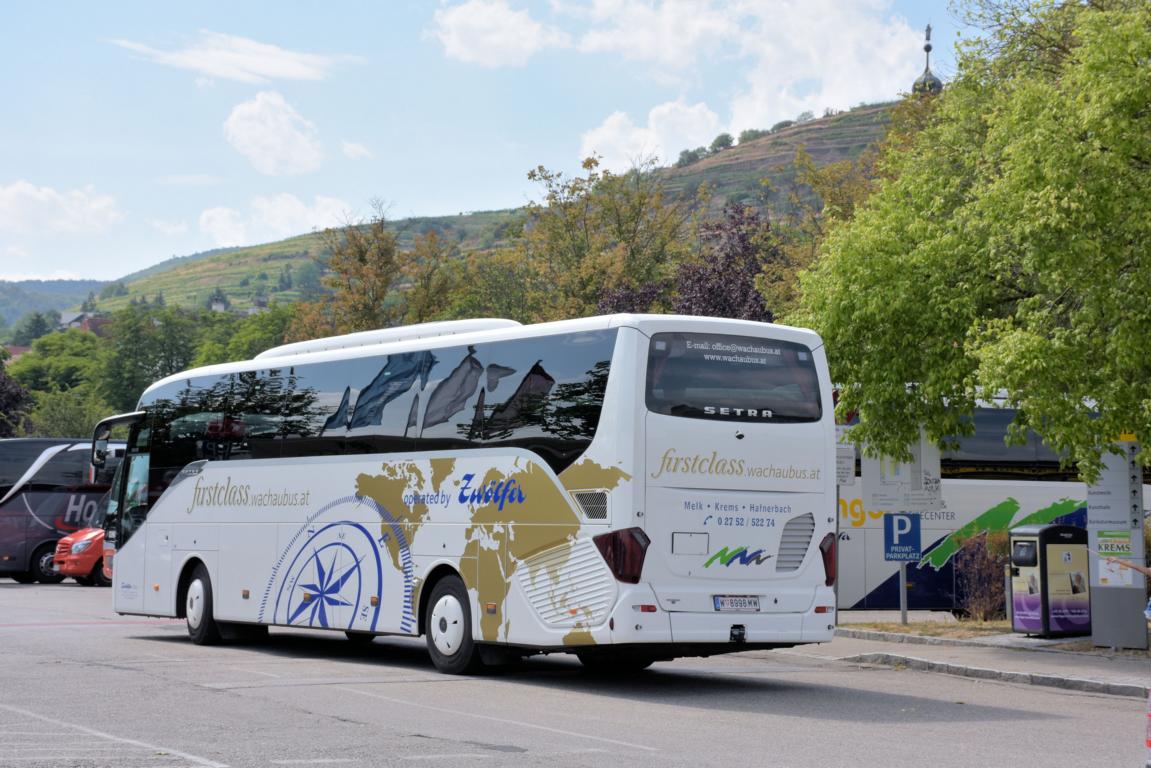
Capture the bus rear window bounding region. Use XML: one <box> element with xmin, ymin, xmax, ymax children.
<box><xmin>646</xmin><ymin>332</ymin><xmax>821</xmax><ymax>423</ymax></box>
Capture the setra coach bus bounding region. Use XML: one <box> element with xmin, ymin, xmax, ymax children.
<box><xmin>91</xmin><ymin>314</ymin><xmax>837</xmax><ymax>673</ymax></box>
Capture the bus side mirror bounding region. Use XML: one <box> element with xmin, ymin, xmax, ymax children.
<box><xmin>92</xmin><ymin>438</ymin><xmax>109</xmax><ymax>468</ymax></box>
<box><xmin>92</xmin><ymin>422</ymin><xmax>112</xmax><ymax>468</ymax></box>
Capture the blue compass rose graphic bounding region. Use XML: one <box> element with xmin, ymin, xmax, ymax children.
<box><xmin>269</xmin><ymin>520</ymin><xmax>384</xmax><ymax>631</ymax></box>
<box><xmin>287</xmin><ymin>543</ymin><xmax>362</xmax><ymax>628</ymax></box>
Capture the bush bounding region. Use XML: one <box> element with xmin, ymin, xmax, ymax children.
<box><xmin>954</xmin><ymin>530</ymin><xmax>1009</xmax><ymax>621</ymax></box>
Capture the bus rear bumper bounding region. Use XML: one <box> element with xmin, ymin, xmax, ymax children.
<box><xmin>666</xmin><ymin>609</ymin><xmax>834</xmax><ymax>645</ymax></box>
<box><xmin>603</xmin><ymin>584</ymin><xmax>835</xmax><ymax>647</ymax></box>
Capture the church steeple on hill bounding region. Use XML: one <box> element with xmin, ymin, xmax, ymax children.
<box><xmin>913</xmin><ymin>24</ymin><xmax>943</xmax><ymax>95</ymax></box>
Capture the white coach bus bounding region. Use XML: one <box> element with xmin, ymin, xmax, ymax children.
<box><xmin>91</xmin><ymin>314</ymin><xmax>837</xmax><ymax>673</ymax></box>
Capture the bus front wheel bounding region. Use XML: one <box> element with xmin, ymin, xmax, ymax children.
<box><xmin>31</xmin><ymin>544</ymin><xmax>65</xmax><ymax>584</ymax></box>
<box><xmin>424</xmin><ymin>576</ymin><xmax>481</xmax><ymax>675</ymax></box>
<box><xmin>185</xmin><ymin>564</ymin><xmax>222</xmax><ymax>645</ymax></box>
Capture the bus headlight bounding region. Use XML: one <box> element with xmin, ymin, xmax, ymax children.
<box><xmin>71</xmin><ymin>540</ymin><xmax>93</xmax><ymax>555</ymax></box>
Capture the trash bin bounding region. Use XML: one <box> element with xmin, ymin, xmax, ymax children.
<box><xmin>1009</xmin><ymin>524</ymin><xmax>1091</xmax><ymax>637</ymax></box>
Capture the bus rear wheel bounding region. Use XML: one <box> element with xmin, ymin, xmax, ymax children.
<box><xmin>31</xmin><ymin>544</ymin><xmax>65</xmax><ymax>584</ymax></box>
<box><xmin>424</xmin><ymin>576</ymin><xmax>481</xmax><ymax>675</ymax></box>
<box><xmin>185</xmin><ymin>564</ymin><xmax>222</xmax><ymax>645</ymax></box>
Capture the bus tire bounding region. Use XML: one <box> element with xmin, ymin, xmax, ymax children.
<box><xmin>424</xmin><ymin>576</ymin><xmax>481</xmax><ymax>675</ymax></box>
<box><xmin>90</xmin><ymin>560</ymin><xmax>111</xmax><ymax>588</ymax></box>
<box><xmin>185</xmin><ymin>564</ymin><xmax>222</xmax><ymax>645</ymax></box>
<box><xmin>74</xmin><ymin>574</ymin><xmax>94</xmax><ymax>586</ymax></box>
<box><xmin>31</xmin><ymin>544</ymin><xmax>65</xmax><ymax>584</ymax></box>
<box><xmin>10</xmin><ymin>572</ymin><xmax>36</xmax><ymax>584</ymax></box>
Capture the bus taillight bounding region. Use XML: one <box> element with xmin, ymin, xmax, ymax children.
<box><xmin>819</xmin><ymin>533</ymin><xmax>837</xmax><ymax>587</ymax></box>
<box><xmin>593</xmin><ymin>528</ymin><xmax>650</xmax><ymax>584</ymax></box>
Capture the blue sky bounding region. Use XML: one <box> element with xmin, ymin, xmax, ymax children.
<box><xmin>0</xmin><ymin>1</ymin><xmax>960</xmax><ymax>281</ymax></box>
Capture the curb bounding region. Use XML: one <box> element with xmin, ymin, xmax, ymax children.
<box><xmin>837</xmin><ymin>651</ymin><xmax>1148</xmax><ymax>700</ymax></box>
<box><xmin>836</xmin><ymin>627</ymin><xmax>987</xmax><ymax>647</ymax></box>
<box><xmin>836</xmin><ymin>627</ymin><xmax>1069</xmax><ymax>651</ymax></box>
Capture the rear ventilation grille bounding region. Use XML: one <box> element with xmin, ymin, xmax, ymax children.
<box><xmin>570</xmin><ymin>490</ymin><xmax>608</xmax><ymax>521</ymax></box>
<box><xmin>517</xmin><ymin>539</ymin><xmax>616</xmax><ymax>627</ymax></box>
<box><xmin>776</xmin><ymin>513</ymin><xmax>815</xmax><ymax>572</ymax></box>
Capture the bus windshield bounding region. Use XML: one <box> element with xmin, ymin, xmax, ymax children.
<box><xmin>645</xmin><ymin>331</ymin><xmax>822</xmax><ymax>422</ymax></box>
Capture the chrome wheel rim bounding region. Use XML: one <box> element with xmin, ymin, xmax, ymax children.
<box><xmin>430</xmin><ymin>593</ymin><xmax>465</xmax><ymax>656</ymax></box>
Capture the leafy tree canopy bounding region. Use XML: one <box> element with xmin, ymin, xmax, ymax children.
<box><xmin>9</xmin><ymin>311</ymin><xmax>58</xmax><ymax>346</ymax></box>
<box><xmin>709</xmin><ymin>133</ymin><xmax>734</xmax><ymax>153</ymax></box>
<box><xmin>796</xmin><ymin>0</ymin><xmax>1151</xmax><ymax>479</ymax></box>
<box><xmin>7</xmin><ymin>329</ymin><xmax>106</xmax><ymax>393</ymax></box>
<box><xmin>515</xmin><ymin>157</ymin><xmax>702</xmax><ymax>321</ymax></box>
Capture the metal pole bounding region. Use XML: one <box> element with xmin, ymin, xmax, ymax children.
<box><xmin>900</xmin><ymin>561</ymin><xmax>908</xmax><ymax>625</ymax></box>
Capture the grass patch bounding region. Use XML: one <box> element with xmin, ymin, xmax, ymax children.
<box><xmin>849</xmin><ymin>620</ymin><xmax>1011</xmax><ymax>639</ymax></box>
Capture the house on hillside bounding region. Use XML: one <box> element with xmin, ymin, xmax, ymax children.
<box><xmin>59</xmin><ymin>311</ymin><xmax>94</xmax><ymax>330</ymax></box>
<box><xmin>56</xmin><ymin>311</ymin><xmax>111</xmax><ymax>336</ymax></box>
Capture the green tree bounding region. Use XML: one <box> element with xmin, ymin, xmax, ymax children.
<box><xmin>402</xmin><ymin>231</ymin><xmax>459</xmax><ymax>325</ymax></box>
<box><xmin>797</xmin><ymin>0</ymin><xmax>1151</xmax><ymax>478</ymax></box>
<box><xmin>675</xmin><ymin>147</ymin><xmax>704</xmax><ymax>168</ymax></box>
<box><xmin>10</xmin><ymin>311</ymin><xmax>57</xmax><ymax>346</ymax></box>
<box><xmin>288</xmin><ymin>205</ymin><xmax>405</xmax><ymax>340</ymax></box>
<box><xmin>26</xmin><ymin>387</ymin><xmax>114</xmax><ymax>438</ymax></box>
<box><xmin>225</xmin><ymin>304</ymin><xmax>294</xmax><ymax>360</ymax></box>
<box><xmin>0</xmin><ymin>349</ymin><xmax>31</xmax><ymax>437</ymax></box>
<box><xmin>517</xmin><ymin>157</ymin><xmax>701</xmax><ymax>320</ymax></box>
<box><xmin>7</xmin><ymin>329</ymin><xmax>105</xmax><ymax>393</ymax></box>
<box><xmin>99</xmin><ymin>306</ymin><xmax>198</xmax><ymax>412</ymax></box>
<box><xmin>295</xmin><ymin>261</ymin><xmax>324</xmax><ymax>299</ymax></box>
<box><xmin>709</xmin><ymin>132</ymin><xmax>734</xmax><ymax>153</ymax></box>
<box><xmin>189</xmin><ymin>310</ymin><xmax>240</xmax><ymax>367</ymax></box>
<box><xmin>448</xmin><ymin>249</ymin><xmax>537</xmax><ymax>321</ymax></box>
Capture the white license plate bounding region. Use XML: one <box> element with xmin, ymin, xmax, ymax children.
<box><xmin>713</xmin><ymin>595</ymin><xmax>760</xmax><ymax>612</ymax></box>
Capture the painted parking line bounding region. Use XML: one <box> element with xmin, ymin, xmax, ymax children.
<box><xmin>0</xmin><ymin>703</ymin><xmax>228</xmax><ymax>768</ymax></box>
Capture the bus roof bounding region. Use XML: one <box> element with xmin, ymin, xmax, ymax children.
<box><xmin>139</xmin><ymin>314</ymin><xmax>824</xmax><ymax>401</ymax></box>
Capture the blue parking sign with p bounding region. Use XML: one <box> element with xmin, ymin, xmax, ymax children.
<box><xmin>884</xmin><ymin>513</ymin><xmax>921</xmax><ymax>562</ymax></box>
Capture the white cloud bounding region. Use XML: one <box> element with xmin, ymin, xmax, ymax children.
<box><xmin>224</xmin><ymin>91</ymin><xmax>324</xmax><ymax>176</ymax></box>
<box><xmin>571</xmin><ymin>1</ymin><xmax>923</xmax><ymax>165</ymax></box>
<box><xmin>150</xmin><ymin>219</ymin><xmax>189</xmax><ymax>236</ymax></box>
<box><xmin>431</xmin><ymin>0</ymin><xmax>570</xmax><ymax>67</ymax></box>
<box><xmin>199</xmin><ymin>194</ymin><xmax>350</xmax><ymax>248</ymax></box>
<box><xmin>199</xmin><ymin>207</ymin><xmax>248</xmax><ymax>247</ymax></box>
<box><xmin>113</xmin><ymin>30</ymin><xmax>344</xmax><ymax>84</ymax></box>
<box><xmin>341</xmin><ymin>141</ymin><xmax>374</xmax><ymax>160</ymax></box>
<box><xmin>250</xmin><ymin>194</ymin><xmax>349</xmax><ymax>238</ymax></box>
<box><xmin>580</xmin><ymin>99</ymin><xmax>721</xmax><ymax>171</ymax></box>
<box><xmin>574</xmin><ymin>0</ymin><xmax>739</xmax><ymax>69</ymax></box>
<box><xmin>0</xmin><ymin>181</ymin><xmax>122</xmax><ymax>234</ymax></box>
<box><xmin>724</xmin><ymin>1</ymin><xmax>922</xmax><ymax>134</ymax></box>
